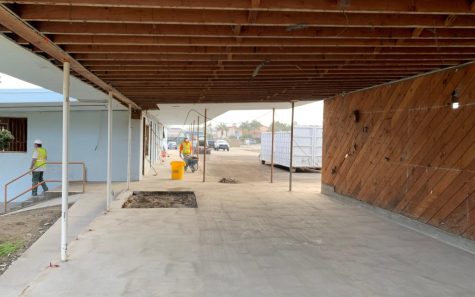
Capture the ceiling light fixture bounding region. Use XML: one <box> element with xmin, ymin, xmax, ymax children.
<box><xmin>451</xmin><ymin>90</ymin><xmax>460</xmax><ymax>110</ymax></box>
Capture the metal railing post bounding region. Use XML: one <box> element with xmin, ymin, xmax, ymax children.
<box><xmin>4</xmin><ymin>184</ymin><xmax>7</xmax><ymax>213</ymax></box>
<box><xmin>82</xmin><ymin>162</ymin><xmax>87</xmax><ymax>193</ymax></box>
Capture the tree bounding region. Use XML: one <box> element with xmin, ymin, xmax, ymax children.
<box><xmin>0</xmin><ymin>129</ymin><xmax>14</xmax><ymax>150</ymax></box>
<box><xmin>273</xmin><ymin>121</ymin><xmax>291</xmax><ymax>131</ymax></box>
<box><xmin>216</xmin><ymin>122</ymin><xmax>228</xmax><ymax>138</ymax></box>
<box><xmin>249</xmin><ymin>120</ymin><xmax>263</xmax><ymax>138</ymax></box>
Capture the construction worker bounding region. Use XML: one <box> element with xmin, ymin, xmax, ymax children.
<box><xmin>30</xmin><ymin>139</ymin><xmax>48</xmax><ymax>196</ymax></box>
<box><xmin>179</xmin><ymin>137</ymin><xmax>193</xmax><ymax>171</ymax></box>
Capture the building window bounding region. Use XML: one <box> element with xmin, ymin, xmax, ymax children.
<box><xmin>0</xmin><ymin>117</ymin><xmax>28</xmax><ymax>152</ymax></box>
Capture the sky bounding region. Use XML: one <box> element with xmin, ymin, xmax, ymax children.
<box><xmin>210</xmin><ymin>101</ymin><xmax>324</xmax><ymax>127</ymax></box>
<box><xmin>0</xmin><ymin>72</ymin><xmax>41</xmax><ymax>89</ymax></box>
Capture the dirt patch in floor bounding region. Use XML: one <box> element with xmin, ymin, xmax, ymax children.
<box><xmin>0</xmin><ymin>206</ymin><xmax>61</xmax><ymax>275</ymax></box>
<box><xmin>123</xmin><ymin>191</ymin><xmax>197</xmax><ymax>208</ymax></box>
<box><xmin>219</xmin><ymin>178</ymin><xmax>239</xmax><ymax>184</ymax></box>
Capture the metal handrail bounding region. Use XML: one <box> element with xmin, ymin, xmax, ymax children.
<box><xmin>3</xmin><ymin>162</ymin><xmax>87</xmax><ymax>213</ymax></box>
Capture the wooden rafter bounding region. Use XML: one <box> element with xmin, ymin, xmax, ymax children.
<box><xmin>4</xmin><ymin>0</ymin><xmax>475</xmax><ymax>15</ymax></box>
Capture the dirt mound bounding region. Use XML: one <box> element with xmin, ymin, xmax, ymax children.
<box><xmin>219</xmin><ymin>178</ymin><xmax>238</xmax><ymax>184</ymax></box>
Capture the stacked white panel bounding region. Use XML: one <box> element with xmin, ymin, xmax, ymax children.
<box><xmin>260</xmin><ymin>126</ymin><xmax>322</xmax><ymax>169</ymax></box>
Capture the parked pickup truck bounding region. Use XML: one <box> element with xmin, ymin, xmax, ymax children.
<box><xmin>214</xmin><ymin>140</ymin><xmax>230</xmax><ymax>151</ymax></box>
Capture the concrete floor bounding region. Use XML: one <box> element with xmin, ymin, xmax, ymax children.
<box><xmin>4</xmin><ymin>147</ymin><xmax>475</xmax><ymax>296</ymax></box>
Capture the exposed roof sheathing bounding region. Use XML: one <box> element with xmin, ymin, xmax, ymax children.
<box><xmin>2</xmin><ymin>1</ymin><xmax>475</xmax><ymax>109</ymax></box>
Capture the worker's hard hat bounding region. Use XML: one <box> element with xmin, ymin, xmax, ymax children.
<box><xmin>33</xmin><ymin>139</ymin><xmax>43</xmax><ymax>145</ymax></box>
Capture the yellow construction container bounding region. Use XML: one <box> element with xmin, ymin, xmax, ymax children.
<box><xmin>170</xmin><ymin>161</ymin><xmax>186</xmax><ymax>180</ymax></box>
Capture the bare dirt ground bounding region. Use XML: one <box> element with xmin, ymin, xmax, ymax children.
<box><xmin>0</xmin><ymin>206</ymin><xmax>61</xmax><ymax>275</ymax></box>
<box><xmin>123</xmin><ymin>191</ymin><xmax>197</xmax><ymax>208</ymax></box>
<box><xmin>205</xmin><ymin>145</ymin><xmax>321</xmax><ymax>185</ymax></box>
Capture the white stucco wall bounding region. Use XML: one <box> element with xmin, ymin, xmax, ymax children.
<box><xmin>0</xmin><ymin>110</ymin><xmax>141</xmax><ymax>201</ymax></box>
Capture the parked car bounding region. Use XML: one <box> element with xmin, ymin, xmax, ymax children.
<box><xmin>168</xmin><ymin>141</ymin><xmax>177</xmax><ymax>150</ymax></box>
<box><xmin>244</xmin><ymin>138</ymin><xmax>257</xmax><ymax>145</ymax></box>
<box><xmin>214</xmin><ymin>140</ymin><xmax>230</xmax><ymax>151</ymax></box>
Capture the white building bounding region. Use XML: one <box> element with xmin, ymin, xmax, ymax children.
<box><xmin>0</xmin><ymin>88</ymin><xmax>164</xmax><ymax>204</ymax></box>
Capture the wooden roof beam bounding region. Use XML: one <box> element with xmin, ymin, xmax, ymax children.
<box><xmin>0</xmin><ymin>4</ymin><xmax>140</xmax><ymax>109</ymax></box>
<box><xmin>87</xmin><ymin>65</ymin><xmax>435</xmax><ymax>71</ymax></box>
<box><xmin>29</xmin><ymin>23</ymin><xmax>475</xmax><ymax>39</ymax></box>
<box><xmin>6</xmin><ymin>1</ymin><xmax>475</xmax><ymax>15</ymax></box>
<box><xmin>57</xmin><ymin>44</ymin><xmax>475</xmax><ymax>55</ymax></box>
<box><xmin>71</xmin><ymin>53</ymin><xmax>475</xmax><ymax>61</ymax></box>
<box><xmin>15</xmin><ymin>6</ymin><xmax>475</xmax><ymax>28</ymax></box>
<box><xmin>47</xmin><ymin>35</ymin><xmax>475</xmax><ymax>47</ymax></box>
<box><xmin>79</xmin><ymin>60</ymin><xmax>460</xmax><ymax>66</ymax></box>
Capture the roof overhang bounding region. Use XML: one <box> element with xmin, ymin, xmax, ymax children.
<box><xmin>0</xmin><ymin>34</ymin><xmax>108</xmax><ymax>103</ymax></box>
<box><xmin>1</xmin><ymin>2</ymin><xmax>475</xmax><ymax>109</ymax></box>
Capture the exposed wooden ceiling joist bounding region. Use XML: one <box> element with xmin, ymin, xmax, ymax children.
<box><xmin>2</xmin><ymin>2</ymin><xmax>475</xmax><ymax>107</ymax></box>
<box><xmin>15</xmin><ymin>6</ymin><xmax>475</xmax><ymax>28</ymax></box>
<box><xmin>4</xmin><ymin>0</ymin><xmax>475</xmax><ymax>15</ymax></box>
<box><xmin>23</xmin><ymin>22</ymin><xmax>475</xmax><ymax>40</ymax></box>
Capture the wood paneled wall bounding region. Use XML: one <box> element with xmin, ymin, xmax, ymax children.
<box><xmin>322</xmin><ymin>63</ymin><xmax>475</xmax><ymax>240</ymax></box>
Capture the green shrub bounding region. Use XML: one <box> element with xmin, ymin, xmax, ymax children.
<box><xmin>0</xmin><ymin>129</ymin><xmax>14</xmax><ymax>150</ymax></box>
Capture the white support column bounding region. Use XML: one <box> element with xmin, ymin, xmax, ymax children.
<box><xmin>289</xmin><ymin>101</ymin><xmax>295</xmax><ymax>192</ymax></box>
<box><xmin>106</xmin><ymin>92</ymin><xmax>113</xmax><ymax>211</ymax></box>
<box><xmin>271</xmin><ymin>108</ymin><xmax>275</xmax><ymax>184</ymax></box>
<box><xmin>127</xmin><ymin>104</ymin><xmax>132</xmax><ymax>190</ymax></box>
<box><xmin>60</xmin><ymin>61</ymin><xmax>70</xmax><ymax>262</ymax></box>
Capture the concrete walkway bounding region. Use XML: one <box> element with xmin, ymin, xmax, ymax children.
<box><xmin>0</xmin><ymin>183</ymin><xmax>122</xmax><ymax>297</ymax></box>
<box><xmin>3</xmin><ymin>148</ymin><xmax>475</xmax><ymax>296</ymax></box>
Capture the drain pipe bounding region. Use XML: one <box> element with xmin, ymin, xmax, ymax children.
<box><xmin>60</xmin><ymin>61</ymin><xmax>70</xmax><ymax>262</ymax></box>
<box><xmin>106</xmin><ymin>92</ymin><xmax>113</xmax><ymax>211</ymax></box>
<box><xmin>127</xmin><ymin>104</ymin><xmax>132</xmax><ymax>190</ymax></box>
<box><xmin>203</xmin><ymin>109</ymin><xmax>207</xmax><ymax>182</ymax></box>
<box><xmin>289</xmin><ymin>101</ymin><xmax>295</xmax><ymax>192</ymax></box>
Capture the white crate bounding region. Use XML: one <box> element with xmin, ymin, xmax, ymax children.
<box><xmin>260</xmin><ymin>126</ymin><xmax>322</xmax><ymax>168</ymax></box>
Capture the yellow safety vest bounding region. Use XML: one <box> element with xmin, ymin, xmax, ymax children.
<box><xmin>182</xmin><ymin>141</ymin><xmax>192</xmax><ymax>155</ymax></box>
<box><xmin>34</xmin><ymin>147</ymin><xmax>47</xmax><ymax>169</ymax></box>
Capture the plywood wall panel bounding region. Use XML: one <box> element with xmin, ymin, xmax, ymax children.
<box><xmin>323</xmin><ymin>63</ymin><xmax>475</xmax><ymax>240</ymax></box>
